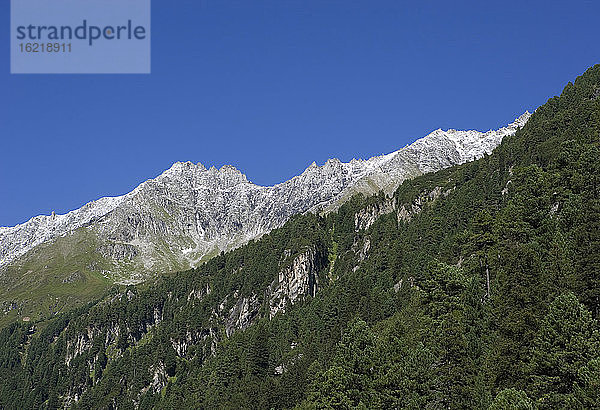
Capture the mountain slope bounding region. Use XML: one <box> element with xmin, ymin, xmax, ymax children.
<box><xmin>0</xmin><ymin>66</ymin><xmax>598</xmax><ymax>409</ymax></box>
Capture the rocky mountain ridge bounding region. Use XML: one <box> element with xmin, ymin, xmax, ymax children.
<box><xmin>0</xmin><ymin>112</ymin><xmax>530</xmax><ymax>283</ymax></box>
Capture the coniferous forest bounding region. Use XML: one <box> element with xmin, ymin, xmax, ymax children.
<box><xmin>1</xmin><ymin>65</ymin><xmax>600</xmax><ymax>409</ymax></box>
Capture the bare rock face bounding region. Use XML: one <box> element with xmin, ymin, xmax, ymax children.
<box><xmin>0</xmin><ymin>113</ymin><xmax>530</xmax><ymax>284</ymax></box>
<box><xmin>268</xmin><ymin>247</ymin><xmax>323</xmax><ymax>318</ymax></box>
<box><xmin>222</xmin><ymin>246</ymin><xmax>325</xmax><ymax>338</ymax></box>
<box><xmin>226</xmin><ymin>294</ymin><xmax>260</xmax><ymax>337</ymax></box>
<box><xmin>354</xmin><ymin>198</ymin><xmax>397</xmax><ymax>231</ymax></box>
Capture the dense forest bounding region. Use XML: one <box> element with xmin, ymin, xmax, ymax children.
<box><xmin>1</xmin><ymin>64</ymin><xmax>599</xmax><ymax>409</ymax></box>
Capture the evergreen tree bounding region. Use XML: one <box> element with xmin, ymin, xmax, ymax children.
<box><xmin>528</xmin><ymin>293</ymin><xmax>600</xmax><ymax>408</ymax></box>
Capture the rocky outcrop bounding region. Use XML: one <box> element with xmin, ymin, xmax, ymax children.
<box><xmin>397</xmin><ymin>186</ymin><xmax>453</xmax><ymax>223</ymax></box>
<box><xmin>268</xmin><ymin>247</ymin><xmax>323</xmax><ymax>318</ymax></box>
<box><xmin>354</xmin><ymin>198</ymin><xmax>396</xmax><ymax>231</ymax></box>
<box><xmin>352</xmin><ymin>236</ymin><xmax>371</xmax><ymax>264</ymax></box>
<box><xmin>218</xmin><ymin>247</ymin><xmax>325</xmax><ymax>337</ymax></box>
<box><xmin>226</xmin><ymin>294</ymin><xmax>260</xmax><ymax>337</ymax></box>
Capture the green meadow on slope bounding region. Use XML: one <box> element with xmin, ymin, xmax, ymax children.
<box><xmin>1</xmin><ymin>65</ymin><xmax>599</xmax><ymax>409</ymax></box>
<box><xmin>0</xmin><ymin>228</ymin><xmax>114</xmax><ymax>327</ymax></box>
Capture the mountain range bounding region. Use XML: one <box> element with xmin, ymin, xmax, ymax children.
<box><xmin>0</xmin><ymin>112</ymin><xmax>530</xmax><ymax>287</ymax></box>
<box><xmin>0</xmin><ymin>64</ymin><xmax>598</xmax><ymax>409</ymax></box>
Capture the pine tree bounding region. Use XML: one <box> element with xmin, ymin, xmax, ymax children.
<box><xmin>528</xmin><ymin>293</ymin><xmax>600</xmax><ymax>408</ymax></box>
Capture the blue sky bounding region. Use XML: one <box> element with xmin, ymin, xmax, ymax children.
<box><xmin>1</xmin><ymin>0</ymin><xmax>599</xmax><ymax>227</ymax></box>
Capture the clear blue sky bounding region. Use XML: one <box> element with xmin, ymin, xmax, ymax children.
<box><xmin>1</xmin><ymin>0</ymin><xmax>599</xmax><ymax>226</ymax></box>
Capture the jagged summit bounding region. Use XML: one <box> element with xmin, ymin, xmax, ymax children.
<box><xmin>0</xmin><ymin>113</ymin><xmax>530</xmax><ymax>282</ymax></box>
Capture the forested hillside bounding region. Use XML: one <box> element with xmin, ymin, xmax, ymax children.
<box><xmin>1</xmin><ymin>64</ymin><xmax>599</xmax><ymax>409</ymax></box>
